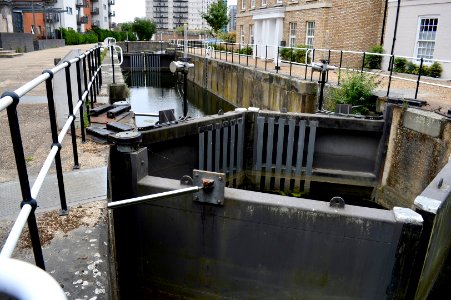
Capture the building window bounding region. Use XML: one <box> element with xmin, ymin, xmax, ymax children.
<box><xmin>262</xmin><ymin>0</ymin><xmax>267</xmax><ymax>5</ymax></box>
<box><xmin>240</xmin><ymin>25</ymin><xmax>244</xmax><ymax>45</ymax></box>
<box><xmin>67</xmin><ymin>7</ymin><xmax>73</xmax><ymax>15</ymax></box>
<box><xmin>415</xmin><ymin>17</ymin><xmax>438</xmax><ymax>60</ymax></box>
<box><xmin>306</xmin><ymin>21</ymin><xmax>315</xmax><ymax>47</ymax></box>
<box><xmin>249</xmin><ymin>24</ymin><xmax>254</xmax><ymax>44</ymax></box>
<box><xmin>289</xmin><ymin>22</ymin><xmax>296</xmax><ymax>47</ymax></box>
<box><xmin>277</xmin><ymin>0</ymin><xmax>282</xmax><ymax>4</ymax></box>
<box><xmin>104</xmin><ymin>4</ymin><xmax>107</xmax><ymax>10</ymax></box>
<box><xmin>104</xmin><ymin>17</ymin><xmax>107</xmax><ymax>22</ymax></box>
<box><xmin>251</xmin><ymin>0</ymin><xmax>255</xmax><ymax>8</ymax></box>
<box><xmin>242</xmin><ymin>0</ymin><xmax>246</xmax><ymax>10</ymax></box>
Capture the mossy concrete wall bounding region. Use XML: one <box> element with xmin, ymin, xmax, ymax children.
<box><xmin>187</xmin><ymin>54</ymin><xmax>318</xmax><ymax>113</ymax></box>
<box><xmin>376</xmin><ymin>106</ymin><xmax>451</xmax><ymax>208</ymax></box>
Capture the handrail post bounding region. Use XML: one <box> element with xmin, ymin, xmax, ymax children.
<box><xmin>415</xmin><ymin>58</ymin><xmax>423</xmax><ymax>99</ymax></box>
<box><xmin>87</xmin><ymin>51</ymin><xmax>95</xmax><ymax>107</ymax></box>
<box><xmin>265</xmin><ymin>45</ymin><xmax>267</xmax><ymax>71</ymax></box>
<box><xmin>361</xmin><ymin>52</ymin><xmax>366</xmax><ymax>73</ymax></box>
<box><xmin>238</xmin><ymin>43</ymin><xmax>241</xmax><ymax>65</ymax></box>
<box><xmin>94</xmin><ymin>47</ymin><xmax>100</xmax><ymax>95</ymax></box>
<box><xmin>290</xmin><ymin>47</ymin><xmax>293</xmax><ymax>76</ymax></box>
<box><xmin>225</xmin><ymin>43</ymin><xmax>228</xmax><ymax>62</ymax></box>
<box><xmin>246</xmin><ymin>43</ymin><xmax>249</xmax><ymax>66</ymax></box>
<box><xmin>310</xmin><ymin>49</ymin><xmax>316</xmax><ymax>81</ymax></box>
<box><xmin>110</xmin><ymin>45</ymin><xmax>115</xmax><ymax>84</ymax></box>
<box><xmin>63</xmin><ymin>61</ymin><xmax>80</xmax><ymax>169</ymax></box>
<box><xmin>82</xmin><ymin>55</ymin><xmax>91</xmax><ymax>120</ymax></box>
<box><xmin>76</xmin><ymin>59</ymin><xmax>86</xmax><ymax>143</ymax></box>
<box><xmin>42</xmin><ymin>70</ymin><xmax>68</xmax><ymax>215</ymax></box>
<box><xmin>387</xmin><ymin>55</ymin><xmax>394</xmax><ymax>97</ymax></box>
<box><xmin>338</xmin><ymin>50</ymin><xmax>343</xmax><ymax>85</ymax></box>
<box><xmin>91</xmin><ymin>52</ymin><xmax>97</xmax><ymax>103</ymax></box>
<box><xmin>98</xmin><ymin>47</ymin><xmax>102</xmax><ymax>87</ymax></box>
<box><xmin>232</xmin><ymin>43</ymin><xmax>234</xmax><ymax>64</ymax></box>
<box><xmin>327</xmin><ymin>49</ymin><xmax>331</xmax><ymax>82</ymax></box>
<box><xmin>1</xmin><ymin>91</ymin><xmax>45</xmax><ymax>269</ymax></box>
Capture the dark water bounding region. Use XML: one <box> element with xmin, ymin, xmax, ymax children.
<box><xmin>124</xmin><ymin>72</ymin><xmax>235</xmax><ymax>127</ymax></box>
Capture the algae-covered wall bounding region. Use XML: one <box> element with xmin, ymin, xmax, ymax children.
<box><xmin>376</xmin><ymin>106</ymin><xmax>451</xmax><ymax>208</ymax></box>
<box><xmin>187</xmin><ymin>54</ymin><xmax>318</xmax><ymax>113</ymax></box>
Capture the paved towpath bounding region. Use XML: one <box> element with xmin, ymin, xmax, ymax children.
<box><xmin>0</xmin><ymin>167</ymin><xmax>107</xmax><ymax>220</ymax></box>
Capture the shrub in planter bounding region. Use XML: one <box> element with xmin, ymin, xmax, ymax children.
<box><xmin>364</xmin><ymin>45</ymin><xmax>384</xmax><ymax>69</ymax></box>
<box><xmin>328</xmin><ymin>71</ymin><xmax>378</xmax><ymax>114</ymax></box>
<box><xmin>428</xmin><ymin>62</ymin><xmax>442</xmax><ymax>78</ymax></box>
<box><xmin>393</xmin><ymin>57</ymin><xmax>407</xmax><ymax>73</ymax></box>
<box><xmin>238</xmin><ymin>46</ymin><xmax>252</xmax><ymax>55</ymax></box>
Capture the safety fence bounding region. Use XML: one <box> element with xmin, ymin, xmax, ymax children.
<box><xmin>0</xmin><ymin>45</ymin><xmax>103</xmax><ymax>279</ymax></box>
<box><xmin>173</xmin><ymin>40</ymin><xmax>451</xmax><ymax>109</ymax></box>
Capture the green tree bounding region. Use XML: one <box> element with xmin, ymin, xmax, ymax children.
<box><xmin>201</xmin><ymin>1</ymin><xmax>229</xmax><ymax>37</ymax></box>
<box><xmin>131</xmin><ymin>18</ymin><xmax>156</xmax><ymax>40</ymax></box>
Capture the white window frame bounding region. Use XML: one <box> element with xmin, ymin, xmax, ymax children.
<box><xmin>240</xmin><ymin>25</ymin><xmax>245</xmax><ymax>45</ymax></box>
<box><xmin>262</xmin><ymin>0</ymin><xmax>267</xmax><ymax>6</ymax></box>
<box><xmin>277</xmin><ymin>0</ymin><xmax>282</xmax><ymax>4</ymax></box>
<box><xmin>242</xmin><ymin>0</ymin><xmax>246</xmax><ymax>10</ymax></box>
<box><xmin>305</xmin><ymin>21</ymin><xmax>315</xmax><ymax>47</ymax></box>
<box><xmin>251</xmin><ymin>0</ymin><xmax>255</xmax><ymax>8</ymax></box>
<box><xmin>249</xmin><ymin>24</ymin><xmax>254</xmax><ymax>45</ymax></box>
<box><xmin>289</xmin><ymin>22</ymin><xmax>296</xmax><ymax>47</ymax></box>
<box><xmin>414</xmin><ymin>16</ymin><xmax>439</xmax><ymax>61</ymax></box>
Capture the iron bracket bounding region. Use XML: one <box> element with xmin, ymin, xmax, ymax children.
<box><xmin>192</xmin><ymin>169</ymin><xmax>225</xmax><ymax>206</ymax></box>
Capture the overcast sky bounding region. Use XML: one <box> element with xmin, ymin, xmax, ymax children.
<box><xmin>114</xmin><ymin>0</ymin><xmax>237</xmax><ymax>23</ymax></box>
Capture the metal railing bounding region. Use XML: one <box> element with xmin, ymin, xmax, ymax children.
<box><xmin>0</xmin><ymin>46</ymin><xmax>103</xmax><ymax>271</ymax></box>
<box><xmin>173</xmin><ymin>39</ymin><xmax>451</xmax><ymax>105</ymax></box>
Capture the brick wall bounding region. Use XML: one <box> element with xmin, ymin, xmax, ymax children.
<box><xmin>237</xmin><ymin>0</ymin><xmax>385</xmax><ymax>63</ymax></box>
<box><xmin>0</xmin><ymin>32</ymin><xmax>34</xmax><ymax>52</ymax></box>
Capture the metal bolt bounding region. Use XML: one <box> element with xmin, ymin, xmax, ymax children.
<box><xmin>217</xmin><ymin>199</ymin><xmax>221</xmax><ymax>204</ymax></box>
<box><xmin>218</xmin><ymin>176</ymin><xmax>222</xmax><ymax>181</ymax></box>
<box><xmin>438</xmin><ymin>178</ymin><xmax>443</xmax><ymax>188</ymax></box>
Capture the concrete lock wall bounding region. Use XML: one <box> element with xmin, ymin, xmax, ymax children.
<box><xmin>109</xmin><ymin>170</ymin><xmax>423</xmax><ymax>299</ymax></box>
<box><xmin>376</xmin><ymin>106</ymin><xmax>451</xmax><ymax>209</ymax></box>
<box><xmin>33</xmin><ymin>39</ymin><xmax>65</xmax><ymax>51</ymax></box>
<box><xmin>186</xmin><ymin>54</ymin><xmax>318</xmax><ymax>113</ymax></box>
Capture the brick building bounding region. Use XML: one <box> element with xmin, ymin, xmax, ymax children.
<box><xmin>236</xmin><ymin>0</ymin><xmax>386</xmax><ymax>60</ymax></box>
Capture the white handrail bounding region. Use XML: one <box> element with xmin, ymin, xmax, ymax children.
<box><xmin>0</xmin><ymin>258</ymin><xmax>67</xmax><ymax>299</ymax></box>
<box><xmin>0</xmin><ymin>204</ymin><xmax>32</xmax><ymax>258</ymax></box>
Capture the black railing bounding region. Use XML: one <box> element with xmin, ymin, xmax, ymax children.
<box><xmin>178</xmin><ymin>40</ymin><xmax>451</xmax><ymax>105</ymax></box>
<box><xmin>0</xmin><ymin>46</ymin><xmax>103</xmax><ymax>270</ymax></box>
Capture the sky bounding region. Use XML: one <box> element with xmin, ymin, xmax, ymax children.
<box><xmin>114</xmin><ymin>0</ymin><xmax>237</xmax><ymax>24</ymax></box>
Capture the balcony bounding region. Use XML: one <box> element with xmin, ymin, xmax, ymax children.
<box><xmin>45</xmin><ymin>13</ymin><xmax>59</xmax><ymax>23</ymax></box>
<box><xmin>109</xmin><ymin>11</ymin><xmax>115</xmax><ymax>17</ymax></box>
<box><xmin>91</xmin><ymin>7</ymin><xmax>99</xmax><ymax>14</ymax></box>
<box><xmin>76</xmin><ymin>0</ymin><xmax>89</xmax><ymax>8</ymax></box>
<box><xmin>109</xmin><ymin>0</ymin><xmax>115</xmax><ymax>5</ymax></box>
<box><xmin>77</xmin><ymin>15</ymin><xmax>89</xmax><ymax>25</ymax></box>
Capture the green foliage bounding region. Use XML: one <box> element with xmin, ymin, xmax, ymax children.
<box><xmin>219</xmin><ymin>32</ymin><xmax>236</xmax><ymax>43</ymax></box>
<box><xmin>280</xmin><ymin>45</ymin><xmax>310</xmax><ymax>64</ymax></box>
<box><xmin>238</xmin><ymin>46</ymin><xmax>252</xmax><ymax>55</ymax></box>
<box><xmin>428</xmin><ymin>62</ymin><xmax>443</xmax><ymax>78</ymax></box>
<box><xmin>201</xmin><ymin>1</ymin><xmax>229</xmax><ymax>37</ymax></box>
<box><xmin>393</xmin><ymin>57</ymin><xmax>442</xmax><ymax>78</ymax></box>
<box><xmin>393</xmin><ymin>57</ymin><xmax>407</xmax><ymax>73</ymax></box>
<box><xmin>131</xmin><ymin>18</ymin><xmax>156</xmax><ymax>40</ymax></box>
<box><xmin>329</xmin><ymin>72</ymin><xmax>378</xmax><ymax>114</ymax></box>
<box><xmin>364</xmin><ymin>45</ymin><xmax>384</xmax><ymax>69</ymax></box>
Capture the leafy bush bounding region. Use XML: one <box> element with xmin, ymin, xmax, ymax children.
<box><xmin>238</xmin><ymin>46</ymin><xmax>252</xmax><ymax>55</ymax></box>
<box><xmin>219</xmin><ymin>32</ymin><xmax>236</xmax><ymax>43</ymax></box>
<box><xmin>364</xmin><ymin>45</ymin><xmax>384</xmax><ymax>69</ymax></box>
<box><xmin>393</xmin><ymin>57</ymin><xmax>442</xmax><ymax>78</ymax></box>
<box><xmin>428</xmin><ymin>62</ymin><xmax>443</xmax><ymax>78</ymax></box>
<box><xmin>329</xmin><ymin>72</ymin><xmax>378</xmax><ymax>114</ymax></box>
<box><xmin>393</xmin><ymin>57</ymin><xmax>407</xmax><ymax>73</ymax></box>
<box><xmin>280</xmin><ymin>45</ymin><xmax>310</xmax><ymax>64</ymax></box>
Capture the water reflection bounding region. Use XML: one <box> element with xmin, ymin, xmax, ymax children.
<box><xmin>124</xmin><ymin>72</ymin><xmax>235</xmax><ymax>127</ymax></box>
